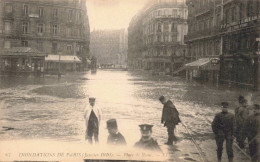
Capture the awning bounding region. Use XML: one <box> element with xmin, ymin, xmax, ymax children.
<box><xmin>185</xmin><ymin>58</ymin><xmax>220</xmax><ymax>71</ymax></box>
<box><xmin>45</xmin><ymin>55</ymin><xmax>81</xmax><ymax>63</ymax></box>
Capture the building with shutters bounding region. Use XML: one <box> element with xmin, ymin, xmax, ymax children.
<box><xmin>0</xmin><ymin>0</ymin><xmax>90</xmax><ymax>73</ymax></box>
<box><xmin>128</xmin><ymin>0</ymin><xmax>188</xmax><ymax>75</ymax></box>
<box><xmin>185</xmin><ymin>0</ymin><xmax>260</xmax><ymax>90</ymax></box>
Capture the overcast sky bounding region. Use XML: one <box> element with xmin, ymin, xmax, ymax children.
<box><xmin>86</xmin><ymin>0</ymin><xmax>148</xmax><ymax>31</ymax></box>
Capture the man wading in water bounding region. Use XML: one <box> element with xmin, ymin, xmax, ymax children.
<box><xmin>159</xmin><ymin>96</ymin><xmax>181</xmax><ymax>145</ymax></box>
<box><xmin>84</xmin><ymin>97</ymin><xmax>102</xmax><ymax>144</ymax></box>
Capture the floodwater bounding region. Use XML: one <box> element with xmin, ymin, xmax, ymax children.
<box><xmin>0</xmin><ymin>70</ymin><xmax>257</xmax><ymax>161</ymax></box>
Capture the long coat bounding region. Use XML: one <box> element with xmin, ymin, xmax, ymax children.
<box><xmin>84</xmin><ymin>105</ymin><xmax>102</xmax><ymax>131</ymax></box>
<box><xmin>212</xmin><ymin>111</ymin><xmax>235</xmax><ymax>137</ymax></box>
<box><xmin>161</xmin><ymin>100</ymin><xmax>181</xmax><ymax>126</ymax></box>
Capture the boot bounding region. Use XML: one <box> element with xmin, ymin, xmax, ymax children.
<box><xmin>228</xmin><ymin>158</ymin><xmax>233</xmax><ymax>162</ymax></box>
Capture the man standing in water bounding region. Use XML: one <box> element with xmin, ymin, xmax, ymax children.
<box><xmin>159</xmin><ymin>96</ymin><xmax>181</xmax><ymax>145</ymax></box>
<box><xmin>212</xmin><ymin>102</ymin><xmax>235</xmax><ymax>162</ymax></box>
<box><xmin>84</xmin><ymin>97</ymin><xmax>102</xmax><ymax>144</ymax></box>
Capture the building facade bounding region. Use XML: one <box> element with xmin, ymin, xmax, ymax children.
<box><xmin>128</xmin><ymin>0</ymin><xmax>188</xmax><ymax>75</ymax></box>
<box><xmin>0</xmin><ymin>0</ymin><xmax>90</xmax><ymax>73</ymax></box>
<box><xmin>90</xmin><ymin>29</ymin><xmax>127</xmax><ymax>67</ymax></box>
<box><xmin>185</xmin><ymin>0</ymin><xmax>260</xmax><ymax>90</ymax></box>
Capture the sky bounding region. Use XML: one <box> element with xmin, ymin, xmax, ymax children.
<box><xmin>86</xmin><ymin>0</ymin><xmax>148</xmax><ymax>31</ymax></box>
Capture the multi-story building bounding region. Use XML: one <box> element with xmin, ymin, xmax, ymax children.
<box><xmin>185</xmin><ymin>0</ymin><xmax>260</xmax><ymax>90</ymax></box>
<box><xmin>128</xmin><ymin>0</ymin><xmax>188</xmax><ymax>75</ymax></box>
<box><xmin>0</xmin><ymin>0</ymin><xmax>90</xmax><ymax>73</ymax></box>
<box><xmin>90</xmin><ymin>29</ymin><xmax>127</xmax><ymax>67</ymax></box>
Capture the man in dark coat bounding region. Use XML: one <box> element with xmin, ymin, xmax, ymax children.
<box><xmin>106</xmin><ymin>119</ymin><xmax>126</xmax><ymax>146</ymax></box>
<box><xmin>235</xmin><ymin>97</ymin><xmax>249</xmax><ymax>148</ymax></box>
<box><xmin>159</xmin><ymin>96</ymin><xmax>181</xmax><ymax>145</ymax></box>
<box><xmin>212</xmin><ymin>102</ymin><xmax>235</xmax><ymax>162</ymax></box>
<box><xmin>242</xmin><ymin>104</ymin><xmax>260</xmax><ymax>162</ymax></box>
<box><xmin>134</xmin><ymin>124</ymin><xmax>162</xmax><ymax>152</ymax></box>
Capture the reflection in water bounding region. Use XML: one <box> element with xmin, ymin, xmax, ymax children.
<box><xmin>0</xmin><ymin>71</ymin><xmax>254</xmax><ymax>161</ymax></box>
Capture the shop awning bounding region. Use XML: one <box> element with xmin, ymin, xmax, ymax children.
<box><xmin>45</xmin><ymin>55</ymin><xmax>81</xmax><ymax>63</ymax></box>
<box><xmin>1</xmin><ymin>47</ymin><xmax>46</xmax><ymax>57</ymax></box>
<box><xmin>185</xmin><ymin>58</ymin><xmax>220</xmax><ymax>71</ymax></box>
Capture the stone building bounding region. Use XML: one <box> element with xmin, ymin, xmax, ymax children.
<box><xmin>90</xmin><ymin>29</ymin><xmax>127</xmax><ymax>67</ymax></box>
<box><xmin>185</xmin><ymin>0</ymin><xmax>260</xmax><ymax>90</ymax></box>
<box><xmin>128</xmin><ymin>0</ymin><xmax>188</xmax><ymax>75</ymax></box>
<box><xmin>0</xmin><ymin>0</ymin><xmax>90</xmax><ymax>73</ymax></box>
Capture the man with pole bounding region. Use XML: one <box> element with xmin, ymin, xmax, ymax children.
<box><xmin>159</xmin><ymin>96</ymin><xmax>181</xmax><ymax>145</ymax></box>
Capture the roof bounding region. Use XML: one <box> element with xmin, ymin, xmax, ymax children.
<box><xmin>2</xmin><ymin>47</ymin><xmax>46</xmax><ymax>57</ymax></box>
<box><xmin>185</xmin><ymin>58</ymin><xmax>220</xmax><ymax>70</ymax></box>
<box><xmin>45</xmin><ymin>55</ymin><xmax>81</xmax><ymax>63</ymax></box>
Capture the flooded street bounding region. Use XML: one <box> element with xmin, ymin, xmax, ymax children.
<box><xmin>0</xmin><ymin>70</ymin><xmax>255</xmax><ymax>161</ymax></box>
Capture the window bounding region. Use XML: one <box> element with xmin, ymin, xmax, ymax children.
<box><xmin>172</xmin><ymin>9</ymin><xmax>177</xmax><ymax>17</ymax></box>
<box><xmin>22</xmin><ymin>22</ymin><xmax>29</xmax><ymax>34</ymax></box>
<box><xmin>164</xmin><ymin>35</ymin><xmax>168</xmax><ymax>42</ymax></box>
<box><xmin>68</xmin><ymin>10</ymin><xmax>73</xmax><ymax>20</ymax></box>
<box><xmin>5</xmin><ymin>3</ymin><xmax>13</xmax><ymax>13</ymax></box>
<box><xmin>157</xmin><ymin>35</ymin><xmax>161</xmax><ymax>42</ymax></box>
<box><xmin>4</xmin><ymin>41</ymin><xmax>11</xmax><ymax>49</ymax></box>
<box><xmin>52</xmin><ymin>43</ymin><xmax>57</xmax><ymax>53</ymax></box>
<box><xmin>231</xmin><ymin>7</ymin><xmax>236</xmax><ymax>22</ymax></box>
<box><xmin>164</xmin><ymin>10</ymin><xmax>168</xmax><ymax>16</ymax></box>
<box><xmin>157</xmin><ymin>23</ymin><xmax>161</xmax><ymax>32</ymax></box>
<box><xmin>163</xmin><ymin>22</ymin><xmax>169</xmax><ymax>32</ymax></box>
<box><xmin>37</xmin><ymin>24</ymin><xmax>44</xmax><ymax>34</ymax></box>
<box><xmin>37</xmin><ymin>41</ymin><xmax>43</xmax><ymax>51</ymax></box>
<box><xmin>4</xmin><ymin>22</ymin><xmax>11</xmax><ymax>34</ymax></box>
<box><xmin>39</xmin><ymin>7</ymin><xmax>44</xmax><ymax>17</ymax></box>
<box><xmin>52</xmin><ymin>24</ymin><xmax>58</xmax><ymax>35</ymax></box>
<box><xmin>23</xmin><ymin>5</ymin><xmax>28</xmax><ymax>16</ymax></box>
<box><xmin>171</xmin><ymin>23</ymin><xmax>175</xmax><ymax>32</ymax></box>
<box><xmin>21</xmin><ymin>40</ymin><xmax>28</xmax><ymax>47</ymax></box>
<box><xmin>158</xmin><ymin>10</ymin><xmax>161</xmax><ymax>16</ymax></box>
<box><xmin>53</xmin><ymin>8</ymin><xmax>58</xmax><ymax>17</ymax></box>
<box><xmin>67</xmin><ymin>45</ymin><xmax>72</xmax><ymax>51</ymax></box>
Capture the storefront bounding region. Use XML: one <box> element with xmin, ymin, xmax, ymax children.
<box><xmin>185</xmin><ymin>57</ymin><xmax>220</xmax><ymax>85</ymax></box>
<box><xmin>0</xmin><ymin>47</ymin><xmax>46</xmax><ymax>75</ymax></box>
<box><xmin>45</xmin><ymin>55</ymin><xmax>81</xmax><ymax>73</ymax></box>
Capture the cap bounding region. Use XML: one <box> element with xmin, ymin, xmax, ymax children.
<box><xmin>106</xmin><ymin>119</ymin><xmax>118</xmax><ymax>129</ymax></box>
<box><xmin>221</xmin><ymin>102</ymin><xmax>229</xmax><ymax>108</ymax></box>
<box><xmin>139</xmin><ymin>124</ymin><xmax>153</xmax><ymax>131</ymax></box>
<box><xmin>254</xmin><ymin>104</ymin><xmax>260</xmax><ymax>110</ymax></box>
<box><xmin>159</xmin><ymin>96</ymin><xmax>165</xmax><ymax>101</ymax></box>
<box><xmin>89</xmin><ymin>97</ymin><xmax>96</xmax><ymax>101</ymax></box>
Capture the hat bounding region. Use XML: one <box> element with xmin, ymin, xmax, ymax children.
<box><xmin>221</xmin><ymin>102</ymin><xmax>229</xmax><ymax>108</ymax></box>
<box><xmin>89</xmin><ymin>97</ymin><xmax>96</xmax><ymax>101</ymax></box>
<box><xmin>159</xmin><ymin>96</ymin><xmax>165</xmax><ymax>101</ymax></box>
<box><xmin>107</xmin><ymin>119</ymin><xmax>118</xmax><ymax>129</ymax></box>
<box><xmin>139</xmin><ymin>124</ymin><xmax>153</xmax><ymax>131</ymax></box>
<box><xmin>254</xmin><ymin>104</ymin><xmax>260</xmax><ymax>110</ymax></box>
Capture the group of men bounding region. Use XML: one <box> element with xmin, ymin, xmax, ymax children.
<box><xmin>83</xmin><ymin>96</ymin><xmax>181</xmax><ymax>152</ymax></box>
<box><xmin>212</xmin><ymin>96</ymin><xmax>260</xmax><ymax>162</ymax></box>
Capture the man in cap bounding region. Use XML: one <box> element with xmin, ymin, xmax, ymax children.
<box><xmin>212</xmin><ymin>102</ymin><xmax>235</xmax><ymax>162</ymax></box>
<box><xmin>234</xmin><ymin>97</ymin><xmax>249</xmax><ymax>148</ymax></box>
<box><xmin>159</xmin><ymin>96</ymin><xmax>181</xmax><ymax>145</ymax></box>
<box><xmin>134</xmin><ymin>124</ymin><xmax>161</xmax><ymax>152</ymax></box>
<box><xmin>242</xmin><ymin>104</ymin><xmax>260</xmax><ymax>162</ymax></box>
<box><xmin>106</xmin><ymin>119</ymin><xmax>126</xmax><ymax>146</ymax></box>
<box><xmin>84</xmin><ymin>97</ymin><xmax>102</xmax><ymax>144</ymax></box>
